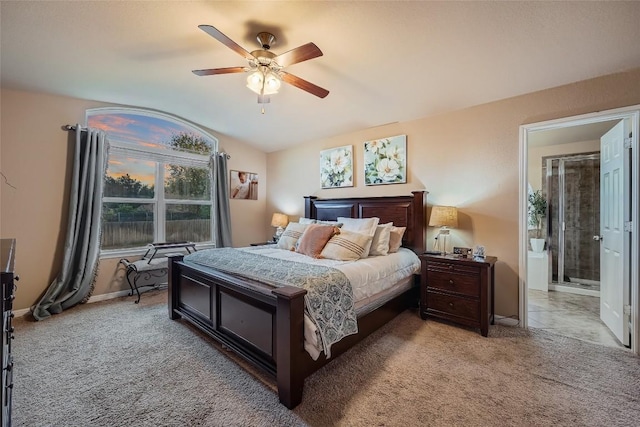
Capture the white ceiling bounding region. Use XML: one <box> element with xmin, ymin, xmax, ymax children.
<box><xmin>2</xmin><ymin>1</ymin><xmax>640</xmax><ymax>153</ymax></box>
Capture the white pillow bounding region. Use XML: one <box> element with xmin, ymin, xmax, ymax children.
<box><xmin>320</xmin><ymin>229</ymin><xmax>373</xmax><ymax>261</ymax></box>
<box><xmin>298</xmin><ymin>217</ymin><xmax>316</xmax><ymax>224</ymax></box>
<box><xmin>276</xmin><ymin>222</ymin><xmax>309</xmax><ymax>250</ymax></box>
<box><xmin>388</xmin><ymin>226</ymin><xmax>406</xmax><ymax>253</ymax></box>
<box><xmin>369</xmin><ymin>222</ymin><xmax>393</xmax><ymax>256</ymax></box>
<box><xmin>337</xmin><ymin>217</ymin><xmax>380</xmax><ymax>257</ymax></box>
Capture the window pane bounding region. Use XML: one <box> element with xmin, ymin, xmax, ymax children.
<box><xmin>164</xmin><ymin>164</ymin><xmax>211</xmax><ymax>200</ymax></box>
<box><xmin>102</xmin><ymin>203</ymin><xmax>154</xmax><ymax>249</ymax></box>
<box><xmin>166</xmin><ymin>205</ymin><xmax>211</xmax><ymax>243</ymax></box>
<box><xmin>104</xmin><ymin>153</ymin><xmax>155</xmax><ymax>198</ymax></box>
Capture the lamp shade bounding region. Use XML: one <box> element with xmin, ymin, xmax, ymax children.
<box><xmin>428</xmin><ymin>206</ymin><xmax>458</xmax><ymax>228</ymax></box>
<box><xmin>271</xmin><ymin>212</ymin><xmax>289</xmax><ymax>228</ymax></box>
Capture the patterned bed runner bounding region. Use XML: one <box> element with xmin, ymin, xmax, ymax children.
<box><xmin>184</xmin><ymin>248</ymin><xmax>358</xmax><ymax>358</ymax></box>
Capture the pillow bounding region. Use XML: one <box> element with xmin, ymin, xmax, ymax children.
<box><xmin>337</xmin><ymin>216</ymin><xmax>380</xmax><ymax>257</ymax></box>
<box><xmin>298</xmin><ymin>218</ymin><xmax>342</xmax><ymax>226</ymax></box>
<box><xmin>317</xmin><ymin>220</ymin><xmax>343</xmax><ymax>226</ymax></box>
<box><xmin>369</xmin><ymin>222</ymin><xmax>393</xmax><ymax>256</ymax></box>
<box><xmin>276</xmin><ymin>222</ymin><xmax>309</xmax><ymax>250</ymax></box>
<box><xmin>295</xmin><ymin>224</ymin><xmax>339</xmax><ymax>258</ymax></box>
<box><xmin>320</xmin><ymin>229</ymin><xmax>373</xmax><ymax>261</ymax></box>
<box><xmin>388</xmin><ymin>226</ymin><xmax>406</xmax><ymax>253</ymax></box>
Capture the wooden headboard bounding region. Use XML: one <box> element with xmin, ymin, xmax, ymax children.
<box><xmin>304</xmin><ymin>190</ymin><xmax>426</xmax><ymax>254</ymax></box>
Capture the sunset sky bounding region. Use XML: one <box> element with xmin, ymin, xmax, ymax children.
<box><xmin>89</xmin><ymin>112</ymin><xmax>214</xmax><ymax>186</ymax></box>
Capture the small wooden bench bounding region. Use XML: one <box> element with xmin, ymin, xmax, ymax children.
<box><xmin>119</xmin><ymin>242</ymin><xmax>196</xmax><ymax>303</ymax></box>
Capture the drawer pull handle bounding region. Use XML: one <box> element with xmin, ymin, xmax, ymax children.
<box><xmin>449</xmin><ymin>302</ymin><xmax>454</xmax><ymax>307</ymax></box>
<box><xmin>449</xmin><ymin>279</ymin><xmax>454</xmax><ymax>285</ymax></box>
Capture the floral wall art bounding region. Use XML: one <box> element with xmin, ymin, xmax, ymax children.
<box><xmin>320</xmin><ymin>145</ymin><xmax>353</xmax><ymax>188</ymax></box>
<box><xmin>364</xmin><ymin>134</ymin><xmax>407</xmax><ymax>185</ymax></box>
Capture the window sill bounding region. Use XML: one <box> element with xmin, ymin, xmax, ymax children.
<box><xmin>100</xmin><ymin>243</ymin><xmax>215</xmax><ymax>260</ymax></box>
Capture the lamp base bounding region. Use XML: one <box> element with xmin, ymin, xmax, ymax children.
<box><xmin>273</xmin><ymin>226</ymin><xmax>284</xmax><ymax>243</ymax></box>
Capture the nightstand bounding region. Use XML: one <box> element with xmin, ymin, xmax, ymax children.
<box><xmin>420</xmin><ymin>254</ymin><xmax>497</xmax><ymax>336</ymax></box>
<box><xmin>250</xmin><ymin>241</ymin><xmax>276</xmax><ymax>246</ymax></box>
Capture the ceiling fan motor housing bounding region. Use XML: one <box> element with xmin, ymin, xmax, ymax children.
<box><xmin>256</xmin><ymin>32</ymin><xmax>276</xmax><ymax>50</ymax></box>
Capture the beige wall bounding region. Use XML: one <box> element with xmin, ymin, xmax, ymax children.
<box><xmin>0</xmin><ymin>88</ymin><xmax>266</xmax><ymax>311</ymax></box>
<box><xmin>3</xmin><ymin>68</ymin><xmax>640</xmax><ymax>315</ymax></box>
<box><xmin>267</xmin><ymin>68</ymin><xmax>640</xmax><ymax>318</ymax></box>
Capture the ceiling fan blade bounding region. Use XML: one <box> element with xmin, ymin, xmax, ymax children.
<box><xmin>280</xmin><ymin>71</ymin><xmax>329</xmax><ymax>98</ymax></box>
<box><xmin>198</xmin><ymin>24</ymin><xmax>254</xmax><ymax>61</ymax></box>
<box><xmin>274</xmin><ymin>42</ymin><xmax>323</xmax><ymax>67</ymax></box>
<box><xmin>192</xmin><ymin>67</ymin><xmax>246</xmax><ymax>76</ymax></box>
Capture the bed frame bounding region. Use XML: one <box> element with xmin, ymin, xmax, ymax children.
<box><xmin>168</xmin><ymin>191</ymin><xmax>426</xmax><ymax>408</ymax></box>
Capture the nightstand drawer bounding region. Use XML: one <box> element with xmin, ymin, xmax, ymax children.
<box><xmin>427</xmin><ymin>260</ymin><xmax>480</xmax><ymax>276</ymax></box>
<box><xmin>427</xmin><ymin>271</ymin><xmax>480</xmax><ymax>297</ymax></box>
<box><xmin>427</xmin><ymin>291</ymin><xmax>479</xmax><ymax>322</ymax></box>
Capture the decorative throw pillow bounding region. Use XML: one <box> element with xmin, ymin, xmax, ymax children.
<box><xmin>388</xmin><ymin>226</ymin><xmax>407</xmax><ymax>253</ymax></box>
<box><xmin>320</xmin><ymin>229</ymin><xmax>373</xmax><ymax>261</ymax></box>
<box><xmin>276</xmin><ymin>222</ymin><xmax>309</xmax><ymax>251</ymax></box>
<box><xmin>337</xmin><ymin>216</ymin><xmax>380</xmax><ymax>257</ymax></box>
<box><xmin>295</xmin><ymin>224</ymin><xmax>339</xmax><ymax>258</ymax></box>
<box><xmin>369</xmin><ymin>222</ymin><xmax>393</xmax><ymax>256</ymax></box>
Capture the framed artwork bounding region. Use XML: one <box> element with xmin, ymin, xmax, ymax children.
<box><xmin>230</xmin><ymin>170</ymin><xmax>258</xmax><ymax>200</ymax></box>
<box><xmin>320</xmin><ymin>145</ymin><xmax>353</xmax><ymax>189</ymax></box>
<box><xmin>364</xmin><ymin>134</ymin><xmax>407</xmax><ymax>185</ymax></box>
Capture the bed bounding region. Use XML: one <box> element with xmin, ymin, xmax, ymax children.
<box><xmin>167</xmin><ymin>191</ymin><xmax>426</xmax><ymax>408</ymax></box>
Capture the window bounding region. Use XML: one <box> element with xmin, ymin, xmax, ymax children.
<box><xmin>88</xmin><ymin>108</ymin><xmax>218</xmax><ymax>251</ymax></box>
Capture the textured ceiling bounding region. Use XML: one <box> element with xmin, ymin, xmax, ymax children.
<box><xmin>2</xmin><ymin>1</ymin><xmax>640</xmax><ymax>152</ymax></box>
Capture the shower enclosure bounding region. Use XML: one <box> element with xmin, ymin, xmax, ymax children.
<box><xmin>544</xmin><ymin>153</ymin><xmax>601</xmax><ymax>294</ymax></box>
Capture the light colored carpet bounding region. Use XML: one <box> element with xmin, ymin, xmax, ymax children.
<box><xmin>12</xmin><ymin>291</ymin><xmax>640</xmax><ymax>426</ymax></box>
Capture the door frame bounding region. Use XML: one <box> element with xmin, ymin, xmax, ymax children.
<box><xmin>519</xmin><ymin>105</ymin><xmax>640</xmax><ymax>354</ymax></box>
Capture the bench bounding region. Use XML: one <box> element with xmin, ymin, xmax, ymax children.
<box><xmin>119</xmin><ymin>242</ymin><xmax>197</xmax><ymax>303</ymax></box>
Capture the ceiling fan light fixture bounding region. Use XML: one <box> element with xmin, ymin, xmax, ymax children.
<box><xmin>246</xmin><ymin>70</ymin><xmax>264</xmax><ymax>94</ymax></box>
<box><xmin>246</xmin><ymin>68</ymin><xmax>281</xmax><ymax>96</ymax></box>
<box><xmin>264</xmin><ymin>71</ymin><xmax>281</xmax><ymax>92</ymax></box>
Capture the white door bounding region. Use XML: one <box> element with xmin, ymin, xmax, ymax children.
<box><xmin>600</xmin><ymin>120</ymin><xmax>630</xmax><ymax>345</ymax></box>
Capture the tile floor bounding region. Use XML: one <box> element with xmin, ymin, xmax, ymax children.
<box><xmin>528</xmin><ymin>289</ymin><xmax>627</xmax><ymax>349</ymax></box>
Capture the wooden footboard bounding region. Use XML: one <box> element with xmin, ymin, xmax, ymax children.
<box><xmin>168</xmin><ymin>254</ymin><xmax>311</xmax><ymax>407</ymax></box>
<box><xmin>168</xmin><ymin>191</ymin><xmax>426</xmax><ymax>408</ymax></box>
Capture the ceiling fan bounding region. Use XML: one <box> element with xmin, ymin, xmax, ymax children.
<box><xmin>193</xmin><ymin>25</ymin><xmax>329</xmax><ymax>105</ymax></box>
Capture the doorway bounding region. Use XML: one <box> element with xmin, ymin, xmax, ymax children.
<box><xmin>519</xmin><ymin>106</ymin><xmax>640</xmax><ymax>354</ymax></box>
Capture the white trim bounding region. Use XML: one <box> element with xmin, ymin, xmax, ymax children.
<box><xmin>519</xmin><ymin>104</ymin><xmax>640</xmax><ymax>355</ymax></box>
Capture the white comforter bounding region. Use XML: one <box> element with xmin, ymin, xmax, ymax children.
<box><xmin>240</xmin><ymin>246</ymin><xmax>421</xmax><ymax>359</ymax></box>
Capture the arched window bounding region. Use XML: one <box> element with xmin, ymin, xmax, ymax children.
<box><xmin>87</xmin><ymin>108</ymin><xmax>219</xmax><ymax>251</ymax></box>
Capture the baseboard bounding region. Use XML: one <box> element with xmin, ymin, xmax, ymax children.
<box><xmin>14</xmin><ymin>290</ymin><xmax>132</xmax><ymax>318</ymax></box>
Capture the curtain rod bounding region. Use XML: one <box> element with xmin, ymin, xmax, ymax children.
<box><xmin>62</xmin><ymin>124</ymin><xmax>86</xmax><ymax>131</ymax></box>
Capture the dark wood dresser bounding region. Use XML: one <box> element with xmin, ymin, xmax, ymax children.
<box><xmin>1</xmin><ymin>239</ymin><xmax>16</xmax><ymax>427</ymax></box>
<box><xmin>420</xmin><ymin>254</ymin><xmax>497</xmax><ymax>336</ymax></box>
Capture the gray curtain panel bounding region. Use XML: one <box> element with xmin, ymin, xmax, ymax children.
<box><xmin>32</xmin><ymin>126</ymin><xmax>109</xmax><ymax>320</ymax></box>
<box><xmin>211</xmin><ymin>153</ymin><xmax>233</xmax><ymax>247</ymax></box>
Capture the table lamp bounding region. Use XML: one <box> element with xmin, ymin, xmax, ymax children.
<box><xmin>271</xmin><ymin>213</ymin><xmax>289</xmax><ymax>242</ymax></box>
<box><xmin>428</xmin><ymin>206</ymin><xmax>458</xmax><ymax>254</ymax></box>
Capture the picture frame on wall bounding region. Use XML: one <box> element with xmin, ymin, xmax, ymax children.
<box><xmin>364</xmin><ymin>134</ymin><xmax>407</xmax><ymax>185</ymax></box>
<box><xmin>320</xmin><ymin>145</ymin><xmax>353</xmax><ymax>189</ymax></box>
<box><xmin>230</xmin><ymin>170</ymin><xmax>258</xmax><ymax>200</ymax></box>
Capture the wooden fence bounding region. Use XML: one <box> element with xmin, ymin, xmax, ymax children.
<box><xmin>102</xmin><ymin>219</ymin><xmax>210</xmax><ymax>249</ymax></box>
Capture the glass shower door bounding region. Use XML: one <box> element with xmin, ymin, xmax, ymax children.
<box><xmin>561</xmin><ymin>155</ymin><xmax>600</xmax><ymax>287</ymax></box>
<box><xmin>548</xmin><ymin>154</ymin><xmax>600</xmax><ymax>289</ymax></box>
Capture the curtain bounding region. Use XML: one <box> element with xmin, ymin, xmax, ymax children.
<box><xmin>32</xmin><ymin>126</ymin><xmax>109</xmax><ymax>320</ymax></box>
<box><xmin>211</xmin><ymin>153</ymin><xmax>233</xmax><ymax>247</ymax></box>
